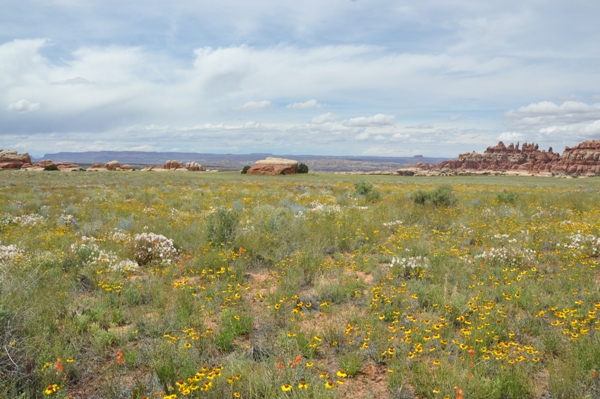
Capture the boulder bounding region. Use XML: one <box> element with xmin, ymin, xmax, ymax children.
<box><xmin>0</xmin><ymin>150</ymin><xmax>32</xmax><ymax>169</ymax></box>
<box><xmin>246</xmin><ymin>157</ymin><xmax>299</xmax><ymax>175</ymax></box>
<box><xmin>164</xmin><ymin>160</ymin><xmax>184</xmax><ymax>170</ymax></box>
<box><xmin>105</xmin><ymin>160</ymin><xmax>120</xmax><ymax>170</ymax></box>
<box><xmin>186</xmin><ymin>161</ymin><xmax>204</xmax><ymax>171</ymax></box>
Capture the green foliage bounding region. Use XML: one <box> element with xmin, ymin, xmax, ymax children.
<box><xmin>410</xmin><ymin>184</ymin><xmax>457</xmax><ymax>207</ymax></box>
<box><xmin>298</xmin><ymin>163</ymin><xmax>309</xmax><ymax>173</ymax></box>
<box><xmin>43</xmin><ymin>164</ymin><xmax>59</xmax><ymax>171</ymax></box>
<box><xmin>354</xmin><ymin>181</ymin><xmax>382</xmax><ymax>202</ymax></box>
<box><xmin>241</xmin><ymin>165</ymin><xmax>251</xmax><ymax>174</ymax></box>
<box><xmin>216</xmin><ymin>310</ymin><xmax>252</xmax><ymax>352</ymax></box>
<box><xmin>339</xmin><ymin>351</ymin><xmax>364</xmax><ymax>377</ymax></box>
<box><xmin>206</xmin><ymin>207</ymin><xmax>239</xmax><ymax>245</ymax></box>
<box><xmin>497</xmin><ymin>189</ymin><xmax>519</xmax><ymax>204</ymax></box>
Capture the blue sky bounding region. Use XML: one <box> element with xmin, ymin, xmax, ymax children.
<box><xmin>2</xmin><ymin>0</ymin><xmax>600</xmax><ymax>157</ymax></box>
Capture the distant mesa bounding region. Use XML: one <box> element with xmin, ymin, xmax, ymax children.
<box><xmin>246</xmin><ymin>157</ymin><xmax>299</xmax><ymax>175</ymax></box>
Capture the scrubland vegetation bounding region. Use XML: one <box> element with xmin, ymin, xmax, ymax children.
<box><xmin>1</xmin><ymin>171</ymin><xmax>600</xmax><ymax>399</ymax></box>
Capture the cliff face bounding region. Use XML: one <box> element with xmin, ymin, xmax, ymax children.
<box><xmin>428</xmin><ymin>140</ymin><xmax>600</xmax><ymax>175</ymax></box>
<box><xmin>551</xmin><ymin>140</ymin><xmax>600</xmax><ymax>174</ymax></box>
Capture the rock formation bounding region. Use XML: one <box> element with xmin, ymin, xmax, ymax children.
<box><xmin>422</xmin><ymin>139</ymin><xmax>600</xmax><ymax>176</ymax></box>
<box><xmin>246</xmin><ymin>157</ymin><xmax>299</xmax><ymax>175</ymax></box>
<box><xmin>431</xmin><ymin>141</ymin><xmax>559</xmax><ymax>173</ymax></box>
<box><xmin>186</xmin><ymin>162</ymin><xmax>204</xmax><ymax>171</ymax></box>
<box><xmin>140</xmin><ymin>160</ymin><xmax>205</xmax><ymax>172</ymax></box>
<box><xmin>0</xmin><ymin>149</ymin><xmax>32</xmax><ymax>169</ymax></box>
<box><xmin>550</xmin><ymin>140</ymin><xmax>600</xmax><ymax>175</ymax></box>
<box><xmin>164</xmin><ymin>160</ymin><xmax>184</xmax><ymax>170</ymax></box>
<box><xmin>105</xmin><ymin>160</ymin><xmax>121</xmax><ymax>170</ymax></box>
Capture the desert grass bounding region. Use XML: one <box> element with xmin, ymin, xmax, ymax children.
<box><xmin>0</xmin><ymin>170</ymin><xmax>599</xmax><ymax>398</ymax></box>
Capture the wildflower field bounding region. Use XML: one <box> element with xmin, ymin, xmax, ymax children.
<box><xmin>1</xmin><ymin>171</ymin><xmax>600</xmax><ymax>399</ymax></box>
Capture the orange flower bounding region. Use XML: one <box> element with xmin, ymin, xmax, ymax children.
<box><xmin>54</xmin><ymin>358</ymin><xmax>64</xmax><ymax>375</ymax></box>
<box><xmin>117</xmin><ymin>350</ymin><xmax>124</xmax><ymax>365</ymax></box>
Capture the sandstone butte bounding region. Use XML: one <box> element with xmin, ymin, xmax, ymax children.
<box><xmin>246</xmin><ymin>157</ymin><xmax>299</xmax><ymax>175</ymax></box>
<box><xmin>415</xmin><ymin>139</ymin><xmax>600</xmax><ymax>176</ymax></box>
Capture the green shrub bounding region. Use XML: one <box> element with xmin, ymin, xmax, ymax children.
<box><xmin>43</xmin><ymin>164</ymin><xmax>59</xmax><ymax>171</ymax></box>
<box><xmin>241</xmin><ymin>165</ymin><xmax>251</xmax><ymax>174</ymax></box>
<box><xmin>206</xmin><ymin>207</ymin><xmax>239</xmax><ymax>245</ymax></box>
<box><xmin>410</xmin><ymin>184</ymin><xmax>457</xmax><ymax>207</ymax></box>
<box><xmin>354</xmin><ymin>181</ymin><xmax>381</xmax><ymax>202</ymax></box>
<box><xmin>497</xmin><ymin>189</ymin><xmax>518</xmax><ymax>204</ymax></box>
<box><xmin>298</xmin><ymin>163</ymin><xmax>309</xmax><ymax>173</ymax></box>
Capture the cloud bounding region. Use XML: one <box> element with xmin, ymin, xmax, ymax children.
<box><xmin>345</xmin><ymin>114</ymin><xmax>395</xmax><ymax>127</ymax></box>
<box><xmin>504</xmin><ymin>101</ymin><xmax>600</xmax><ymax>145</ymax></box>
<box><xmin>7</xmin><ymin>99</ymin><xmax>41</xmax><ymax>113</ymax></box>
<box><xmin>310</xmin><ymin>112</ymin><xmax>340</xmax><ymax>124</ymax></box>
<box><xmin>286</xmin><ymin>99</ymin><xmax>325</xmax><ymax>109</ymax></box>
<box><xmin>497</xmin><ymin>132</ymin><xmax>524</xmax><ymax>142</ymax></box>
<box><xmin>506</xmin><ymin>101</ymin><xmax>600</xmax><ymax>127</ymax></box>
<box><xmin>405</xmin><ymin>123</ymin><xmax>433</xmax><ymax>129</ymax></box>
<box><xmin>231</xmin><ymin>100</ymin><xmax>272</xmax><ymax>111</ymax></box>
<box><xmin>52</xmin><ymin>77</ymin><xmax>93</xmax><ymax>85</ymax></box>
<box><xmin>449</xmin><ymin>113</ymin><xmax>464</xmax><ymax>121</ymax></box>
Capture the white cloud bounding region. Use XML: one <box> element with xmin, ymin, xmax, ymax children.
<box><xmin>406</xmin><ymin>123</ymin><xmax>433</xmax><ymax>129</ymax></box>
<box><xmin>310</xmin><ymin>112</ymin><xmax>339</xmax><ymax>124</ymax></box>
<box><xmin>449</xmin><ymin>113</ymin><xmax>464</xmax><ymax>121</ymax></box>
<box><xmin>7</xmin><ymin>99</ymin><xmax>40</xmax><ymax>113</ymax></box>
<box><xmin>504</xmin><ymin>101</ymin><xmax>600</xmax><ymax>146</ymax></box>
<box><xmin>286</xmin><ymin>99</ymin><xmax>325</xmax><ymax>109</ymax></box>
<box><xmin>52</xmin><ymin>77</ymin><xmax>93</xmax><ymax>85</ymax></box>
<box><xmin>391</xmin><ymin>133</ymin><xmax>410</xmax><ymax>140</ymax></box>
<box><xmin>497</xmin><ymin>132</ymin><xmax>524</xmax><ymax>142</ymax></box>
<box><xmin>345</xmin><ymin>114</ymin><xmax>395</xmax><ymax>127</ymax></box>
<box><xmin>505</xmin><ymin>101</ymin><xmax>600</xmax><ymax>134</ymax></box>
<box><xmin>231</xmin><ymin>100</ymin><xmax>272</xmax><ymax>111</ymax></box>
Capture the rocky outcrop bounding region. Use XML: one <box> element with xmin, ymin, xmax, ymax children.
<box><xmin>140</xmin><ymin>160</ymin><xmax>205</xmax><ymax>172</ymax></box>
<box><xmin>550</xmin><ymin>140</ymin><xmax>600</xmax><ymax>175</ymax></box>
<box><xmin>18</xmin><ymin>159</ymin><xmax>81</xmax><ymax>170</ymax></box>
<box><xmin>246</xmin><ymin>157</ymin><xmax>299</xmax><ymax>175</ymax></box>
<box><xmin>432</xmin><ymin>141</ymin><xmax>560</xmax><ymax>173</ymax></box>
<box><xmin>422</xmin><ymin>139</ymin><xmax>600</xmax><ymax>176</ymax></box>
<box><xmin>105</xmin><ymin>160</ymin><xmax>121</xmax><ymax>170</ymax></box>
<box><xmin>164</xmin><ymin>160</ymin><xmax>184</xmax><ymax>170</ymax></box>
<box><xmin>0</xmin><ymin>149</ymin><xmax>32</xmax><ymax>169</ymax></box>
<box><xmin>186</xmin><ymin>162</ymin><xmax>204</xmax><ymax>171</ymax></box>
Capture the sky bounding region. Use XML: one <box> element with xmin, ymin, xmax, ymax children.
<box><xmin>1</xmin><ymin>0</ymin><xmax>600</xmax><ymax>158</ymax></box>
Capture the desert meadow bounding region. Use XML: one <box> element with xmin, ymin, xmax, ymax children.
<box><xmin>1</xmin><ymin>171</ymin><xmax>599</xmax><ymax>399</ymax></box>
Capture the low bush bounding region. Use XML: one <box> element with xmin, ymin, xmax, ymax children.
<box><xmin>354</xmin><ymin>181</ymin><xmax>381</xmax><ymax>202</ymax></box>
<box><xmin>298</xmin><ymin>163</ymin><xmax>309</xmax><ymax>173</ymax></box>
<box><xmin>497</xmin><ymin>189</ymin><xmax>519</xmax><ymax>204</ymax></box>
<box><xmin>410</xmin><ymin>184</ymin><xmax>457</xmax><ymax>207</ymax></box>
<box><xmin>241</xmin><ymin>165</ymin><xmax>251</xmax><ymax>174</ymax></box>
<box><xmin>43</xmin><ymin>164</ymin><xmax>59</xmax><ymax>171</ymax></box>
